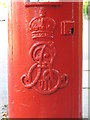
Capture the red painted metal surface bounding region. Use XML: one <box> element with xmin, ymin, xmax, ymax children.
<box><xmin>8</xmin><ymin>1</ymin><xmax>82</xmax><ymax>118</ymax></box>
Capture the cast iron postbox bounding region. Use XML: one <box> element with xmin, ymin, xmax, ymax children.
<box><xmin>8</xmin><ymin>0</ymin><xmax>82</xmax><ymax>118</ymax></box>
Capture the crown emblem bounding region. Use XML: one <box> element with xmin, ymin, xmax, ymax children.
<box><xmin>29</xmin><ymin>9</ymin><xmax>56</xmax><ymax>39</ymax></box>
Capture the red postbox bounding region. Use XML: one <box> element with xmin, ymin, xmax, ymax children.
<box><xmin>8</xmin><ymin>1</ymin><xmax>82</xmax><ymax>118</ymax></box>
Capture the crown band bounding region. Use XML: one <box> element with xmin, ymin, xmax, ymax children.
<box><xmin>32</xmin><ymin>32</ymin><xmax>54</xmax><ymax>39</ymax></box>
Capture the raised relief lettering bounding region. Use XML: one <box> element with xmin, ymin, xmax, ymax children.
<box><xmin>21</xmin><ymin>8</ymin><xmax>69</xmax><ymax>95</ymax></box>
